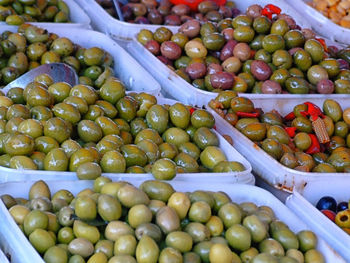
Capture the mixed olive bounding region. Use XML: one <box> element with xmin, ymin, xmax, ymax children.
<box><xmin>97</xmin><ymin>0</ymin><xmax>240</xmax><ymax>25</ymax></box>
<box><xmin>0</xmin><ymin>0</ymin><xmax>70</xmax><ymax>25</ymax></box>
<box><xmin>0</xmin><ymin>24</ymin><xmax>116</xmax><ymax>88</ymax></box>
<box><xmin>0</xmin><ymin>73</ymin><xmax>246</xmax><ymax>180</ymax></box>
<box><xmin>138</xmin><ymin>3</ymin><xmax>350</xmax><ymax>94</ymax></box>
<box><xmin>210</xmin><ymin>92</ymin><xmax>350</xmax><ymax>173</ymax></box>
<box><xmin>316</xmin><ymin>196</ymin><xmax>350</xmax><ymax>235</ymax></box>
<box><xmin>1</xmin><ymin>179</ymin><xmax>325</xmax><ymax>262</ymax></box>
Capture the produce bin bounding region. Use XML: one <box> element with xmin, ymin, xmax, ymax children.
<box><xmin>286</xmin><ymin>178</ymin><xmax>350</xmax><ymax>261</ymax></box>
<box><xmin>126</xmin><ymin>39</ymin><xmax>344</xmax><ymax>107</ymax></box>
<box><xmin>0</xmin><ymin>180</ymin><xmax>345</xmax><ymax>263</ymax></box>
<box><xmin>0</xmin><ymin>25</ymin><xmax>161</xmax><ymax>96</ymax></box>
<box><xmin>74</xmin><ymin>0</ymin><xmax>310</xmax><ymax>41</ymax></box>
<box><xmin>290</xmin><ymin>0</ymin><xmax>350</xmax><ymax>45</ymax></box>
<box><xmin>0</xmin><ymin>96</ymin><xmax>254</xmax><ymax>184</ymax></box>
<box><xmin>207</xmin><ymin>97</ymin><xmax>350</xmax><ymax>195</ymax></box>
<box><xmin>0</xmin><ymin>0</ymin><xmax>91</xmax><ymax>29</ymax></box>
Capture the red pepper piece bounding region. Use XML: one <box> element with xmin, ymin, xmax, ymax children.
<box><xmin>262</xmin><ymin>4</ymin><xmax>281</xmax><ymax>19</ymax></box>
<box><xmin>284</xmin><ymin>127</ymin><xmax>297</xmax><ymax>138</ymax></box>
<box><xmin>236</xmin><ymin>110</ymin><xmax>260</xmax><ymax>118</ymax></box>
<box><xmin>213</xmin><ymin>125</ymin><xmax>217</xmax><ymax>130</ymax></box>
<box><xmin>189</xmin><ymin>107</ymin><xmax>196</xmax><ymax>115</ymax></box>
<box><xmin>261</xmin><ymin>8</ymin><xmax>273</xmax><ymax>19</ymax></box>
<box><xmin>315</xmin><ymin>37</ymin><xmax>328</xmax><ymax>53</ymax></box>
<box><xmin>304</xmin><ymin>101</ymin><xmax>325</xmax><ymax>121</ymax></box>
<box><xmin>299</xmin><ymin>111</ymin><xmax>309</xmax><ymax>118</ymax></box>
<box><xmin>306</xmin><ymin>134</ymin><xmax>321</xmax><ymax>154</ymax></box>
<box><xmin>284</xmin><ymin>112</ymin><xmax>296</xmax><ymax>121</ymax></box>
<box><xmin>265</xmin><ymin>4</ymin><xmax>281</xmax><ymax>14</ymax></box>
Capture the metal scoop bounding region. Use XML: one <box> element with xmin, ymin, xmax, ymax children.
<box><xmin>2</xmin><ymin>63</ymin><xmax>79</xmax><ymax>95</ymax></box>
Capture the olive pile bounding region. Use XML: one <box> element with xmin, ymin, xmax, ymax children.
<box><xmin>97</xmin><ymin>0</ymin><xmax>240</xmax><ymax>25</ymax></box>
<box><xmin>0</xmin><ymin>0</ymin><xmax>70</xmax><ymax>25</ymax></box>
<box><xmin>210</xmin><ymin>91</ymin><xmax>350</xmax><ymax>173</ymax></box>
<box><xmin>0</xmin><ymin>24</ymin><xmax>115</xmax><ymax>87</ymax></box>
<box><xmin>2</xmin><ymin>179</ymin><xmax>325</xmax><ymax>263</ymax></box>
<box><xmin>0</xmin><ymin>73</ymin><xmax>246</xmax><ymax>179</ymax></box>
<box><xmin>137</xmin><ymin>3</ymin><xmax>350</xmax><ymax>94</ymax></box>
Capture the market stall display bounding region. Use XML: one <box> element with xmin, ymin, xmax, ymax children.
<box><xmin>0</xmin><ymin>179</ymin><xmax>345</xmax><ymax>263</ymax></box>
<box><xmin>127</xmin><ymin>2</ymin><xmax>348</xmax><ymax>106</ymax></box>
<box><xmin>208</xmin><ymin>95</ymin><xmax>350</xmax><ymax>196</ymax></box>
<box><xmin>291</xmin><ymin>0</ymin><xmax>350</xmax><ymax>44</ymax></box>
<box><xmin>0</xmin><ymin>0</ymin><xmax>348</xmax><ymax>261</ymax></box>
<box><xmin>0</xmin><ymin>0</ymin><xmax>91</xmax><ymax>27</ymax></box>
<box><xmin>0</xmin><ymin>74</ymin><xmax>253</xmax><ymax>183</ymax></box>
<box><xmin>286</xmin><ymin>178</ymin><xmax>350</xmax><ymax>261</ymax></box>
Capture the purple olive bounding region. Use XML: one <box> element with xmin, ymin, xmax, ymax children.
<box><xmin>147</xmin><ymin>9</ymin><xmax>163</xmax><ymax>24</ymax></box>
<box><xmin>337</xmin><ymin>59</ymin><xmax>349</xmax><ymax>70</ymax></box>
<box><xmin>251</xmin><ymin>60</ymin><xmax>272</xmax><ymax>81</ymax></box>
<box><xmin>171</xmin><ymin>4</ymin><xmax>190</xmax><ymax>16</ymax></box>
<box><xmin>317</xmin><ymin>79</ymin><xmax>334</xmax><ymax>94</ymax></box>
<box><xmin>164</xmin><ymin>14</ymin><xmax>181</xmax><ymax>25</ymax></box>
<box><xmin>246</xmin><ymin>4</ymin><xmax>262</xmax><ymax>18</ymax></box>
<box><xmin>210</xmin><ymin>72</ymin><xmax>234</xmax><ymax>90</ymax></box>
<box><xmin>231</xmin><ymin>8</ymin><xmax>241</xmax><ymax>17</ymax></box>
<box><xmin>261</xmin><ymin>80</ymin><xmax>282</xmax><ymax>94</ymax></box>
<box><xmin>160</xmin><ymin>41</ymin><xmax>182</xmax><ymax>60</ymax></box>
<box><xmin>222</xmin><ymin>28</ymin><xmax>234</xmax><ymax>41</ymax></box>
<box><xmin>207</xmin><ymin>63</ymin><xmax>223</xmax><ymax>74</ymax></box>
<box><xmin>185</xmin><ymin>62</ymin><xmax>207</xmax><ymax>79</ymax></box>
<box><xmin>220</xmin><ymin>40</ymin><xmax>237</xmax><ymax>61</ymax></box>
<box><xmin>145</xmin><ymin>40</ymin><xmax>160</xmax><ymax>55</ymax></box>
<box><xmin>218</xmin><ymin>6</ymin><xmax>232</xmax><ymax>18</ymax></box>
<box><xmin>179</xmin><ymin>19</ymin><xmax>201</xmax><ymax>38</ymax></box>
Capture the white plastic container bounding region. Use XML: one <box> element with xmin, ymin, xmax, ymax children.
<box><xmin>208</xmin><ymin>97</ymin><xmax>350</xmax><ymax>193</ymax></box>
<box><xmin>286</xmin><ymin>178</ymin><xmax>350</xmax><ymax>261</ymax></box>
<box><xmin>0</xmin><ymin>179</ymin><xmax>345</xmax><ymax>263</ymax></box>
<box><xmin>0</xmin><ymin>0</ymin><xmax>91</xmax><ymax>28</ymax></box>
<box><xmin>75</xmin><ymin>0</ymin><xmax>310</xmax><ymax>41</ymax></box>
<box><xmin>0</xmin><ymin>25</ymin><xmax>161</xmax><ymax>96</ymax></box>
<box><xmin>0</xmin><ymin>248</ymin><xmax>9</xmax><ymax>263</ymax></box>
<box><xmin>290</xmin><ymin>0</ymin><xmax>350</xmax><ymax>45</ymax></box>
<box><xmin>0</xmin><ymin>96</ymin><xmax>254</xmax><ymax>184</ymax></box>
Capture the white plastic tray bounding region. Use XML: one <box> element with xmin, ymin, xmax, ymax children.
<box><xmin>208</xmin><ymin>97</ymin><xmax>350</xmax><ymax>193</ymax></box>
<box><xmin>290</xmin><ymin>0</ymin><xmax>350</xmax><ymax>44</ymax></box>
<box><xmin>0</xmin><ymin>25</ymin><xmax>161</xmax><ymax>96</ymax></box>
<box><xmin>0</xmin><ymin>0</ymin><xmax>91</xmax><ymax>28</ymax></box>
<box><xmin>286</xmin><ymin>178</ymin><xmax>350</xmax><ymax>261</ymax></box>
<box><xmin>75</xmin><ymin>0</ymin><xmax>310</xmax><ymax>41</ymax></box>
<box><xmin>0</xmin><ymin>179</ymin><xmax>345</xmax><ymax>263</ymax></box>
<box><xmin>0</xmin><ymin>248</ymin><xmax>9</xmax><ymax>263</ymax></box>
<box><xmin>0</xmin><ymin>96</ymin><xmax>254</xmax><ymax>184</ymax></box>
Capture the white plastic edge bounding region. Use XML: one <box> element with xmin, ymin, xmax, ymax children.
<box><xmin>0</xmin><ymin>180</ymin><xmax>345</xmax><ymax>263</ymax></box>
